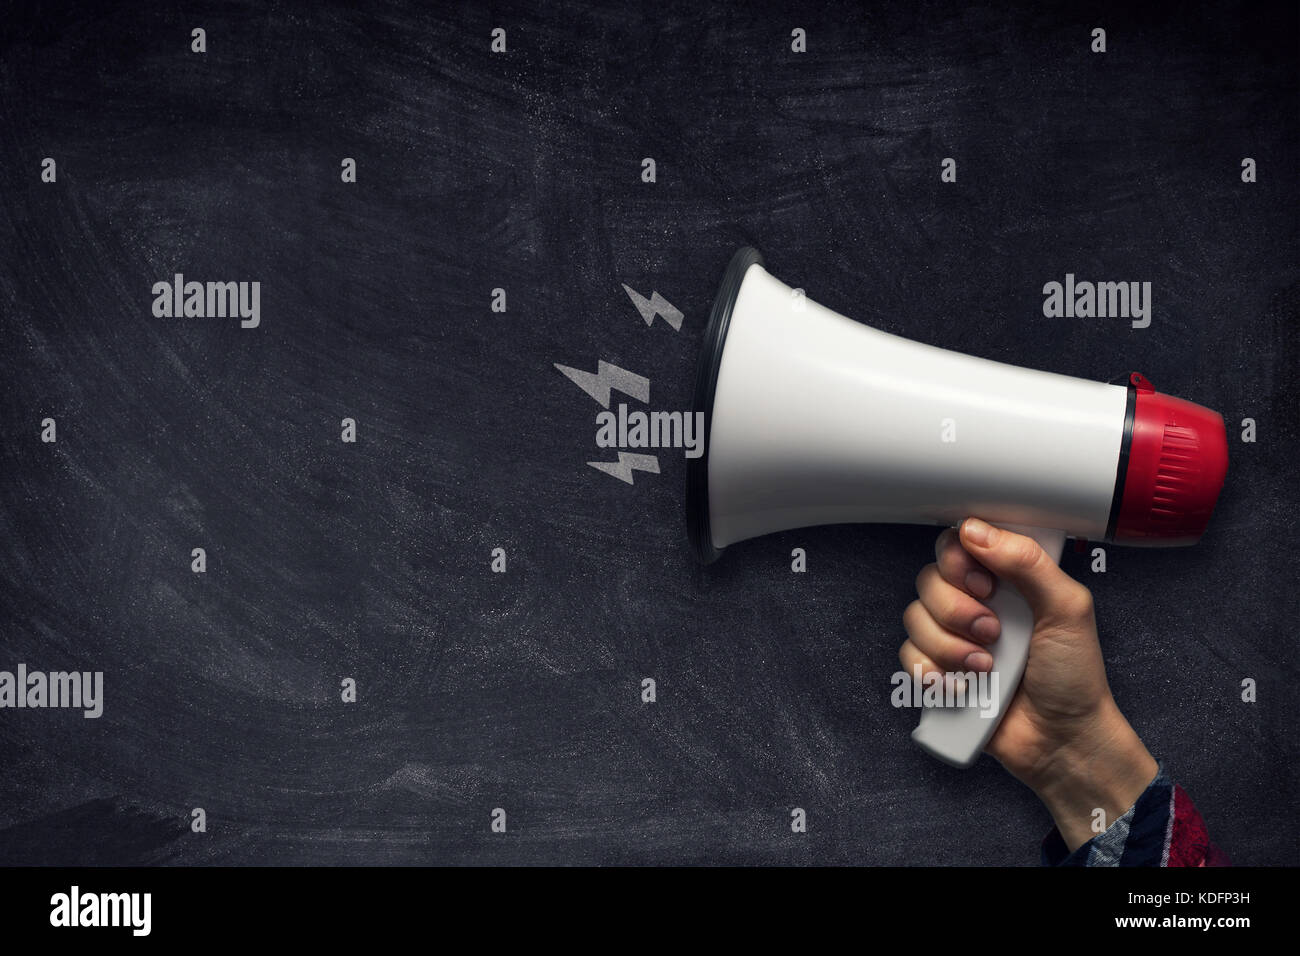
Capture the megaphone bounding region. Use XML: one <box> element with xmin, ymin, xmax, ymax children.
<box><xmin>686</xmin><ymin>247</ymin><xmax>1228</xmax><ymax>768</ymax></box>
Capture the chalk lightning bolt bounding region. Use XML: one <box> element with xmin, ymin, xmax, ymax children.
<box><xmin>622</xmin><ymin>284</ymin><xmax>683</xmax><ymax>331</ymax></box>
<box><xmin>588</xmin><ymin>452</ymin><xmax>660</xmax><ymax>485</ymax></box>
<box><xmin>553</xmin><ymin>360</ymin><xmax>650</xmax><ymax>408</ymax></box>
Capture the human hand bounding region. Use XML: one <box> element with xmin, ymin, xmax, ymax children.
<box><xmin>900</xmin><ymin>517</ymin><xmax>1159</xmax><ymax>849</ymax></box>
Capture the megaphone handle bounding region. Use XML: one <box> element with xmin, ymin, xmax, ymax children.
<box><xmin>910</xmin><ymin>524</ymin><xmax>1068</xmax><ymax>769</ymax></box>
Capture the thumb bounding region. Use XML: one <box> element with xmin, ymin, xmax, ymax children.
<box><xmin>958</xmin><ymin>517</ymin><xmax>1089</xmax><ymax>622</ymax></box>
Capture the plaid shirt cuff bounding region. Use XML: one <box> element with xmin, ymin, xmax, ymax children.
<box><xmin>1040</xmin><ymin>762</ymin><xmax>1230</xmax><ymax>867</ymax></box>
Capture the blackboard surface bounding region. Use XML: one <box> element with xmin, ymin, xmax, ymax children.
<box><xmin>1</xmin><ymin>0</ymin><xmax>1296</xmax><ymax>865</ymax></box>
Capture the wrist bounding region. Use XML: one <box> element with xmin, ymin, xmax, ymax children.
<box><xmin>1030</xmin><ymin>699</ymin><xmax>1159</xmax><ymax>852</ymax></box>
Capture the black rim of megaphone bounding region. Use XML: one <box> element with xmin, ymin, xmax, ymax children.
<box><xmin>686</xmin><ymin>246</ymin><xmax>765</xmax><ymax>564</ymax></box>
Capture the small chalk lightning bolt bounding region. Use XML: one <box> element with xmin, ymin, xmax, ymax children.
<box><xmin>621</xmin><ymin>284</ymin><xmax>683</xmax><ymax>331</ymax></box>
<box><xmin>588</xmin><ymin>452</ymin><xmax>660</xmax><ymax>485</ymax></box>
<box><xmin>553</xmin><ymin>359</ymin><xmax>650</xmax><ymax>408</ymax></box>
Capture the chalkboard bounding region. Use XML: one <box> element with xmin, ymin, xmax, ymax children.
<box><xmin>0</xmin><ymin>0</ymin><xmax>1295</xmax><ymax>865</ymax></box>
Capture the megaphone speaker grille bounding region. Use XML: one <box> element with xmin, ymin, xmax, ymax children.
<box><xmin>687</xmin><ymin>246</ymin><xmax>764</xmax><ymax>564</ymax></box>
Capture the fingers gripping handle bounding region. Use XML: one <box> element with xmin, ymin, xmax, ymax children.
<box><xmin>910</xmin><ymin>524</ymin><xmax>1067</xmax><ymax>769</ymax></box>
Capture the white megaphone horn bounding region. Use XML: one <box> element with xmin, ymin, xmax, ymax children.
<box><xmin>686</xmin><ymin>248</ymin><xmax>1228</xmax><ymax>768</ymax></box>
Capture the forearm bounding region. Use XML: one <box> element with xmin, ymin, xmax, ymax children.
<box><xmin>1030</xmin><ymin>700</ymin><xmax>1159</xmax><ymax>852</ymax></box>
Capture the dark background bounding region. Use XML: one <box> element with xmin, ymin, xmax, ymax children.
<box><xmin>0</xmin><ymin>0</ymin><xmax>1295</xmax><ymax>865</ymax></box>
